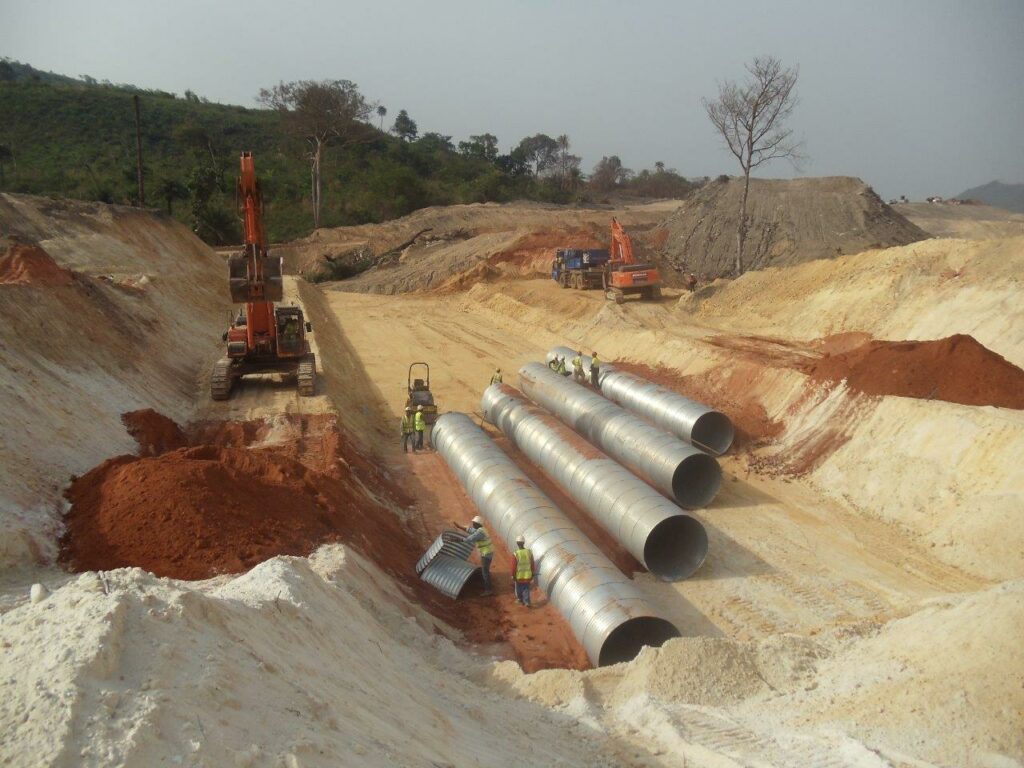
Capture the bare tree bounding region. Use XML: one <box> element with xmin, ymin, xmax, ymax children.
<box><xmin>259</xmin><ymin>80</ymin><xmax>372</xmax><ymax>229</ymax></box>
<box><xmin>703</xmin><ymin>56</ymin><xmax>801</xmax><ymax>274</ymax></box>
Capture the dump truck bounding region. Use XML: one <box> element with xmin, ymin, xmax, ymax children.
<box><xmin>551</xmin><ymin>248</ymin><xmax>611</xmax><ymax>290</ymax></box>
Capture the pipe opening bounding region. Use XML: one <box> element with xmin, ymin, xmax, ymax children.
<box><xmin>671</xmin><ymin>453</ymin><xmax>723</xmax><ymax>509</ymax></box>
<box><xmin>598</xmin><ymin>617</ymin><xmax>681</xmax><ymax>666</ymax></box>
<box><xmin>691</xmin><ymin>411</ymin><xmax>735</xmax><ymax>456</ymax></box>
<box><xmin>644</xmin><ymin>515</ymin><xmax>709</xmax><ymax>580</ymax></box>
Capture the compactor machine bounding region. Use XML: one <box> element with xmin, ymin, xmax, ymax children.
<box><xmin>211</xmin><ymin>152</ymin><xmax>316</xmax><ymax>400</ymax></box>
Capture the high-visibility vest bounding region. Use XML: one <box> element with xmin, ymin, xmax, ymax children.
<box><xmin>514</xmin><ymin>548</ymin><xmax>533</xmax><ymax>580</ymax></box>
<box><xmin>591</xmin><ymin>355</ymin><xmax>600</xmax><ymax>369</ymax></box>
<box><xmin>476</xmin><ymin>527</ymin><xmax>493</xmax><ymax>556</ymax></box>
<box><xmin>401</xmin><ymin>414</ymin><xmax>414</xmax><ymax>434</ymax></box>
<box><xmin>414</xmin><ymin>412</ymin><xmax>425</xmax><ymax>430</ymax></box>
<box><xmin>572</xmin><ymin>356</ymin><xmax>582</xmax><ymax>370</ymax></box>
<box><xmin>556</xmin><ymin>360</ymin><xmax>567</xmax><ymax>374</ymax></box>
<box><xmin>490</xmin><ymin>372</ymin><xmax>502</xmax><ymax>385</ymax></box>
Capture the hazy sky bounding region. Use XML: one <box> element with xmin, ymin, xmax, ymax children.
<box><xmin>2</xmin><ymin>0</ymin><xmax>1022</xmax><ymax>199</ymax></box>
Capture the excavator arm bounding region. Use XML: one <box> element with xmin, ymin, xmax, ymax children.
<box><xmin>610</xmin><ymin>217</ymin><xmax>636</xmax><ymax>265</ymax></box>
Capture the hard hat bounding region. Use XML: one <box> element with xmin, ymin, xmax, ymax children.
<box><xmin>405</xmin><ymin>406</ymin><xmax>411</xmax><ymax>411</ymax></box>
<box><xmin>516</xmin><ymin>534</ymin><xmax>526</xmax><ymax>545</ymax></box>
<box><xmin>496</xmin><ymin>367</ymin><xmax>501</xmax><ymax>372</ymax></box>
<box><xmin>417</xmin><ymin>405</ymin><xmax>424</xmax><ymax>411</ymax></box>
<box><xmin>472</xmin><ymin>515</ymin><xmax>484</xmax><ymax>525</ymax></box>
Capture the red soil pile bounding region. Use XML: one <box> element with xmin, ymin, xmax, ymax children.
<box><xmin>121</xmin><ymin>409</ymin><xmax>186</xmax><ymax>456</ymax></box>
<box><xmin>806</xmin><ymin>334</ymin><xmax>1024</xmax><ymax>409</ymax></box>
<box><xmin>61</xmin><ymin>414</ymin><xmax>420</xmax><ymax>580</ymax></box>
<box><xmin>0</xmin><ymin>242</ymin><xmax>74</xmax><ymax>286</ymax></box>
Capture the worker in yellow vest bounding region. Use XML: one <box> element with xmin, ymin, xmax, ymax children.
<box><xmin>453</xmin><ymin>515</ymin><xmax>494</xmax><ymax>595</ymax></box>
<box><xmin>400</xmin><ymin>406</ymin><xmax>415</xmax><ymax>453</ymax></box>
<box><xmin>572</xmin><ymin>351</ymin><xmax>585</xmax><ymax>382</ymax></box>
<box><xmin>490</xmin><ymin>368</ymin><xmax>503</xmax><ymax>386</ymax></box>
<box><xmin>590</xmin><ymin>351</ymin><xmax>601</xmax><ymax>387</ymax></box>
<box><xmin>512</xmin><ymin>534</ymin><xmax>537</xmax><ymax>607</ymax></box>
<box><xmin>414</xmin><ymin>405</ymin><xmax>426</xmax><ymax>451</ymax></box>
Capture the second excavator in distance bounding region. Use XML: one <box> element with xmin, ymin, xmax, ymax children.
<box><xmin>211</xmin><ymin>152</ymin><xmax>316</xmax><ymax>400</ymax></box>
<box><xmin>604</xmin><ymin>217</ymin><xmax>662</xmax><ymax>303</ymax></box>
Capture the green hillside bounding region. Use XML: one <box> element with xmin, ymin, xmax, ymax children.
<box><xmin>0</xmin><ymin>60</ymin><xmax>697</xmax><ymax>244</ymax></box>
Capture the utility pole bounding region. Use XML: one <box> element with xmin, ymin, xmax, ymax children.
<box><xmin>133</xmin><ymin>94</ymin><xmax>145</xmax><ymax>207</ymax></box>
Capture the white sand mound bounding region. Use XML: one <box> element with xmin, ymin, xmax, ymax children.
<box><xmin>0</xmin><ymin>546</ymin><xmax>620</xmax><ymax>768</ymax></box>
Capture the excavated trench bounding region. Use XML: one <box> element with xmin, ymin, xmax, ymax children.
<box><xmin>59</xmin><ymin>409</ymin><xmax>590</xmax><ymax>672</ymax></box>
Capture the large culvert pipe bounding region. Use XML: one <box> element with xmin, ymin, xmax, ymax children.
<box><xmin>482</xmin><ymin>384</ymin><xmax>708</xmax><ymax>580</ymax></box>
<box><xmin>519</xmin><ymin>363</ymin><xmax>722</xmax><ymax>509</ymax></box>
<box><xmin>547</xmin><ymin>346</ymin><xmax>735</xmax><ymax>456</ymax></box>
<box><xmin>433</xmin><ymin>412</ymin><xmax>681</xmax><ymax>665</ymax></box>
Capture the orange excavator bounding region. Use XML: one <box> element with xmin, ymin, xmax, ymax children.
<box><xmin>211</xmin><ymin>152</ymin><xmax>316</xmax><ymax>400</ymax></box>
<box><xmin>603</xmin><ymin>217</ymin><xmax>662</xmax><ymax>303</ymax></box>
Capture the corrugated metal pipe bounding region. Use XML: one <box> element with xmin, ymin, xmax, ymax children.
<box><xmin>432</xmin><ymin>412</ymin><xmax>681</xmax><ymax>665</ymax></box>
<box><xmin>482</xmin><ymin>384</ymin><xmax>708</xmax><ymax>581</ymax></box>
<box><xmin>519</xmin><ymin>363</ymin><xmax>721</xmax><ymax>509</ymax></box>
<box><xmin>547</xmin><ymin>346</ymin><xmax>735</xmax><ymax>456</ymax></box>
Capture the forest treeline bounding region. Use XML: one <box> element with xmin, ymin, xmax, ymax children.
<box><xmin>0</xmin><ymin>59</ymin><xmax>704</xmax><ymax>243</ymax></box>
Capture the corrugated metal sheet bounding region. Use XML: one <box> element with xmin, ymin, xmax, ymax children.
<box><xmin>420</xmin><ymin>556</ymin><xmax>481</xmax><ymax>599</ymax></box>
<box><xmin>415</xmin><ymin>530</ymin><xmax>476</xmax><ymax>575</ymax></box>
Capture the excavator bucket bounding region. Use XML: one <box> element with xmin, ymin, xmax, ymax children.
<box><xmin>228</xmin><ymin>253</ymin><xmax>284</xmax><ymax>303</ymax></box>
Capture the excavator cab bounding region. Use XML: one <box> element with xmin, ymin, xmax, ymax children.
<box><xmin>406</xmin><ymin>362</ymin><xmax>439</xmax><ymax>424</ymax></box>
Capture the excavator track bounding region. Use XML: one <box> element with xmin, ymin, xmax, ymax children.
<box><xmin>211</xmin><ymin>358</ymin><xmax>234</xmax><ymax>401</ymax></box>
<box><xmin>297</xmin><ymin>354</ymin><xmax>317</xmax><ymax>397</ymax></box>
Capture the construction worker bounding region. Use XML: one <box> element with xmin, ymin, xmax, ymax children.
<box><xmin>555</xmin><ymin>356</ymin><xmax>568</xmax><ymax>376</ymax></box>
<box><xmin>452</xmin><ymin>515</ymin><xmax>494</xmax><ymax>595</ymax></box>
<box><xmin>490</xmin><ymin>368</ymin><xmax>503</xmax><ymax>385</ymax></box>
<box><xmin>414</xmin><ymin>405</ymin><xmax>426</xmax><ymax>451</ymax></box>
<box><xmin>572</xmin><ymin>351</ymin><xmax>585</xmax><ymax>382</ymax></box>
<box><xmin>590</xmin><ymin>351</ymin><xmax>601</xmax><ymax>387</ymax></box>
<box><xmin>512</xmin><ymin>535</ymin><xmax>537</xmax><ymax>607</ymax></box>
<box><xmin>548</xmin><ymin>356</ymin><xmax>559</xmax><ymax>372</ymax></box>
<box><xmin>400</xmin><ymin>406</ymin><xmax>416</xmax><ymax>453</ymax></box>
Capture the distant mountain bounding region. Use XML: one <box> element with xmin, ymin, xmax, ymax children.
<box><xmin>955</xmin><ymin>181</ymin><xmax>1024</xmax><ymax>213</ymax></box>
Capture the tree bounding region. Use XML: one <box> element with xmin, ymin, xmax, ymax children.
<box><xmin>590</xmin><ymin>155</ymin><xmax>631</xmax><ymax>192</ymax></box>
<box><xmin>259</xmin><ymin>79</ymin><xmax>373</xmax><ymax>229</ymax></box>
<box><xmin>515</xmin><ymin>134</ymin><xmax>559</xmax><ymax>177</ymax></box>
<box><xmin>156</xmin><ymin>177</ymin><xmax>189</xmax><ymax>215</ymax></box>
<box><xmin>554</xmin><ymin>134</ymin><xmax>581</xmax><ymax>192</ymax></box>
<box><xmin>703</xmin><ymin>56</ymin><xmax>801</xmax><ymax>274</ymax></box>
<box><xmin>458</xmin><ymin>133</ymin><xmax>499</xmax><ymax>163</ymax></box>
<box><xmin>392</xmin><ymin>109</ymin><xmax>418</xmax><ymax>142</ymax></box>
<box><xmin>0</xmin><ymin>144</ymin><xmax>12</xmax><ymax>185</ymax></box>
<box><xmin>376</xmin><ymin>105</ymin><xmax>387</xmax><ymax>131</ymax></box>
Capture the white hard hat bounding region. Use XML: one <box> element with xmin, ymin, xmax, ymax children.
<box><xmin>417</xmin><ymin>405</ymin><xmax>424</xmax><ymax>411</ymax></box>
<box><xmin>472</xmin><ymin>515</ymin><xmax>484</xmax><ymax>525</ymax></box>
<box><xmin>516</xmin><ymin>534</ymin><xmax>526</xmax><ymax>544</ymax></box>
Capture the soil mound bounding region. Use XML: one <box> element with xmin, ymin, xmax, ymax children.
<box><xmin>807</xmin><ymin>334</ymin><xmax>1024</xmax><ymax>408</ymax></box>
<box><xmin>60</xmin><ymin>415</ymin><xmax>419</xmax><ymax>581</ymax></box>
<box><xmin>655</xmin><ymin>176</ymin><xmax>927</xmax><ymax>277</ymax></box>
<box><xmin>121</xmin><ymin>409</ymin><xmax>186</xmax><ymax>456</ymax></box>
<box><xmin>0</xmin><ymin>242</ymin><xmax>74</xmax><ymax>286</ymax></box>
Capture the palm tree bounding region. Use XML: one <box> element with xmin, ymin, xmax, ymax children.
<box><xmin>377</xmin><ymin>105</ymin><xmax>387</xmax><ymax>131</ymax></box>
